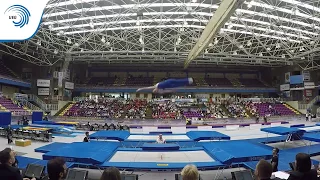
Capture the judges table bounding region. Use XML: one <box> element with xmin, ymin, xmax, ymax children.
<box><xmin>15</xmin><ymin>139</ymin><xmax>31</xmax><ymax>147</ymax></box>
<box><xmin>142</xmin><ymin>143</ymin><xmax>180</xmax><ymax>151</ymax></box>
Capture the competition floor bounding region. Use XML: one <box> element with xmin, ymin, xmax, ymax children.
<box><xmin>109</xmin><ymin>151</ymin><xmax>214</xmax><ymax>163</ymax></box>
<box><xmin>2</xmin><ymin>120</ymin><xmax>320</xmax><ymax>180</ymax></box>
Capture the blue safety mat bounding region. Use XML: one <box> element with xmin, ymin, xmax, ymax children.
<box><xmin>43</xmin><ymin>141</ymin><xmax>119</xmax><ymax>164</ymax></box>
<box><xmin>187</xmin><ymin>131</ymin><xmax>230</xmax><ymax>141</ymax></box>
<box><xmin>35</xmin><ymin>142</ymin><xmax>69</xmax><ymax>153</ymax></box>
<box><xmin>89</xmin><ymin>130</ymin><xmax>130</xmax><ymax>141</ymax></box>
<box><xmin>122</xmin><ymin>141</ymin><xmax>200</xmax><ymax>148</ymax></box>
<box><xmin>303</xmin><ymin>133</ymin><xmax>320</xmax><ymax>142</ymax></box>
<box><xmin>141</xmin><ymin>143</ymin><xmax>180</xmax><ymax>151</ymax></box>
<box><xmin>52</xmin><ymin>134</ymin><xmax>77</xmax><ymax>137</ymax></box>
<box><xmin>290</xmin><ymin>124</ymin><xmax>305</xmax><ymax>128</ymax></box>
<box><xmin>16</xmin><ymin>156</ymin><xmax>74</xmax><ymax>172</ymax></box>
<box><xmin>203</xmin><ymin>141</ymin><xmax>273</xmax><ymax>164</ymax></box>
<box><xmin>100</xmin><ymin>161</ymin><xmax>224</xmax><ymax>170</ymax></box>
<box><xmin>261</xmin><ymin>127</ymin><xmax>305</xmax><ymax>135</ymax></box>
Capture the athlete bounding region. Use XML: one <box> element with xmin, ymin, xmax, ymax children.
<box><xmin>136</xmin><ymin>77</ymin><xmax>193</xmax><ymax>94</ymax></box>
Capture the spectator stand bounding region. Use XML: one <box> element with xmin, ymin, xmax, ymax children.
<box><xmin>261</xmin><ymin>126</ymin><xmax>307</xmax><ymax>148</ymax></box>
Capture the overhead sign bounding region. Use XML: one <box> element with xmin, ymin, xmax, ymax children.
<box><xmin>38</xmin><ymin>88</ymin><xmax>50</xmax><ymax>96</ymax></box>
<box><xmin>280</xmin><ymin>84</ymin><xmax>290</xmax><ymax>91</ymax></box>
<box><xmin>284</xmin><ymin>72</ymin><xmax>290</xmax><ymax>83</ymax></box>
<box><xmin>37</xmin><ymin>79</ymin><xmax>50</xmax><ymax>87</ymax></box>
<box><xmin>302</xmin><ymin>71</ymin><xmax>310</xmax><ymax>81</ymax></box>
<box><xmin>65</xmin><ymin>82</ymin><xmax>74</xmax><ymax>90</ymax></box>
<box><xmin>304</xmin><ymin>82</ymin><xmax>315</xmax><ymax>89</ymax></box>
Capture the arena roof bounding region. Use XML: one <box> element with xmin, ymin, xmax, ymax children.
<box><xmin>1</xmin><ymin>0</ymin><xmax>320</xmax><ymax>69</ymax></box>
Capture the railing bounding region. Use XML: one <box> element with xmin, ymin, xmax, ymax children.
<box><xmin>27</xmin><ymin>94</ymin><xmax>58</xmax><ymax>111</ymax></box>
<box><xmin>307</xmin><ymin>96</ymin><xmax>320</xmax><ymax>110</ymax></box>
<box><xmin>20</xmin><ymin>101</ymin><xmax>41</xmax><ymax>111</ymax></box>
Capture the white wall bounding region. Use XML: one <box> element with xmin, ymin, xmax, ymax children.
<box><xmin>2</xmin><ymin>85</ymin><xmax>19</xmax><ymax>97</ymax></box>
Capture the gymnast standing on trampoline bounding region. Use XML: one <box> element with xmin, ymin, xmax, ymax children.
<box><xmin>136</xmin><ymin>77</ymin><xmax>193</xmax><ymax>94</ymax></box>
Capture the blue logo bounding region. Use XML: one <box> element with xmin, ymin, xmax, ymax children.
<box><xmin>5</xmin><ymin>5</ymin><xmax>31</xmax><ymax>28</ymax></box>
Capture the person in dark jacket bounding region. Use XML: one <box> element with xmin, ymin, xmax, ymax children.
<box><xmin>0</xmin><ymin>148</ymin><xmax>35</xmax><ymax>180</ymax></box>
<box><xmin>6</xmin><ymin>125</ymin><xmax>13</xmax><ymax>144</ymax></box>
<box><xmin>83</xmin><ymin>132</ymin><xmax>90</xmax><ymax>142</ymax></box>
<box><xmin>288</xmin><ymin>153</ymin><xmax>318</xmax><ymax>180</ymax></box>
<box><xmin>271</xmin><ymin>148</ymin><xmax>279</xmax><ymax>172</ymax></box>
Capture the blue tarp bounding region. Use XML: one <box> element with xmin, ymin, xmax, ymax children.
<box><xmin>43</xmin><ymin>142</ymin><xmax>119</xmax><ymax>164</ymax></box>
<box><xmin>35</xmin><ymin>142</ymin><xmax>69</xmax><ymax>153</ymax></box>
<box><xmin>261</xmin><ymin>127</ymin><xmax>305</xmax><ymax>135</ymax></box>
<box><xmin>187</xmin><ymin>131</ymin><xmax>230</xmax><ymax>141</ymax></box>
<box><xmin>89</xmin><ymin>130</ymin><xmax>130</xmax><ymax>141</ymax></box>
<box><xmin>203</xmin><ymin>141</ymin><xmax>273</xmax><ymax>164</ymax></box>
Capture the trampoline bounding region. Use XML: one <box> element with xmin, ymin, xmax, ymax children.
<box><xmin>127</xmin><ymin>135</ymin><xmax>190</xmax><ymax>141</ymax></box>
<box><xmin>109</xmin><ymin>150</ymin><xmax>214</xmax><ymax>163</ymax></box>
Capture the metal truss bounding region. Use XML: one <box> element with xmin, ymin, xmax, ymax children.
<box><xmin>1</xmin><ymin>0</ymin><xmax>320</xmax><ymax>68</ymax></box>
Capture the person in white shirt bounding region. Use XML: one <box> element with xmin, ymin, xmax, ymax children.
<box><xmin>156</xmin><ymin>134</ymin><xmax>166</xmax><ymax>144</ymax></box>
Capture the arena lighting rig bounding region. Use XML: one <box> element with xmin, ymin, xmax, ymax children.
<box><xmin>184</xmin><ymin>0</ymin><xmax>244</xmax><ymax>68</ymax></box>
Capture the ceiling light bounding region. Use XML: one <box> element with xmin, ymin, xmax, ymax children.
<box><xmin>214</xmin><ymin>38</ymin><xmax>219</xmax><ymax>45</ymax></box>
<box><xmin>37</xmin><ymin>40</ymin><xmax>41</xmax><ymax>45</ymax></box>
<box><xmin>276</xmin><ymin>43</ymin><xmax>281</xmax><ymax>48</ymax></box>
<box><xmin>106</xmin><ymin>41</ymin><xmax>110</xmax><ymax>46</ymax></box>
<box><xmin>101</xmin><ymin>37</ymin><xmax>106</xmax><ymax>43</ymax></box>
<box><xmin>110</xmin><ymin>47</ymin><xmax>113</xmax><ymax>52</ymax></box>
<box><xmin>247</xmin><ymin>40</ymin><xmax>252</xmax><ymax>46</ymax></box>
<box><xmin>80</xmin><ymin>48</ymin><xmax>84</xmax><ymax>52</ymax></box>
<box><xmin>174</xmin><ymin>47</ymin><xmax>177</xmax><ymax>52</ymax></box>
<box><xmin>208</xmin><ymin>43</ymin><xmax>213</xmax><ymax>47</ymax></box>
<box><xmin>54</xmin><ymin>49</ymin><xmax>58</xmax><ymax>54</ymax></box>
<box><xmin>301</xmin><ymin>57</ymin><xmax>305</xmax><ymax>60</ymax></box>
<box><xmin>299</xmin><ymin>47</ymin><xmax>304</xmax><ymax>51</ymax></box>
<box><xmin>180</xmin><ymin>27</ymin><xmax>185</xmax><ymax>32</ymax></box>
<box><xmin>74</xmin><ymin>43</ymin><xmax>79</xmax><ymax>47</ymax></box>
<box><xmin>67</xmin><ymin>38</ymin><xmax>72</xmax><ymax>44</ymax></box>
<box><xmin>233</xmin><ymin>51</ymin><xmax>237</xmax><ymax>55</ymax></box>
<box><xmin>239</xmin><ymin>45</ymin><xmax>244</xmax><ymax>49</ymax></box>
<box><xmin>227</xmin><ymin>24</ymin><xmax>233</xmax><ymax>29</ymax></box>
<box><xmin>266</xmin><ymin>47</ymin><xmax>271</xmax><ymax>51</ymax></box>
<box><xmin>205</xmin><ymin>49</ymin><xmax>208</xmax><ymax>54</ymax></box>
<box><xmin>191</xmin><ymin>0</ymin><xmax>197</xmax><ymax>2</ymax></box>
<box><xmin>259</xmin><ymin>52</ymin><xmax>263</xmax><ymax>56</ymax></box>
<box><xmin>310</xmin><ymin>41</ymin><xmax>315</xmax><ymax>45</ymax></box>
<box><xmin>290</xmin><ymin>49</ymin><xmax>294</xmax><ymax>53</ymax></box>
<box><xmin>281</xmin><ymin>54</ymin><xmax>286</xmax><ymax>58</ymax></box>
<box><xmin>184</xmin><ymin>21</ymin><xmax>188</xmax><ymax>26</ymax></box>
<box><xmin>48</xmin><ymin>25</ymin><xmax>53</xmax><ymax>30</ymax></box>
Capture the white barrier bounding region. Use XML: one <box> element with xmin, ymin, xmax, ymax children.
<box><xmin>197</xmin><ymin>126</ymin><xmax>213</xmax><ymax>131</ymax></box>
<box><xmin>142</xmin><ymin>126</ymin><xmax>158</xmax><ymax>134</ymax></box>
<box><xmin>129</xmin><ymin>128</ymin><xmax>143</xmax><ymax>134</ymax></box>
<box><xmin>171</xmin><ymin>126</ymin><xmax>187</xmax><ymax>134</ymax></box>
<box><xmin>226</xmin><ymin>125</ymin><xmax>240</xmax><ymax>131</ymax></box>
<box><xmin>249</xmin><ymin>124</ymin><xmax>262</xmax><ymax>130</ymax></box>
<box><xmin>271</xmin><ymin>122</ymin><xmax>281</xmax><ymax>127</ymax></box>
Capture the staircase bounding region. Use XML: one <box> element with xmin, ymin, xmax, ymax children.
<box><xmin>220</xmin><ymin>104</ymin><xmax>232</xmax><ymax>117</ymax></box>
<box><xmin>145</xmin><ymin>106</ymin><xmax>153</xmax><ymax>119</ymax></box>
<box><xmin>28</xmin><ymin>94</ymin><xmax>58</xmax><ymax>111</ymax></box>
<box><xmin>284</xmin><ymin>103</ymin><xmax>300</xmax><ymax>115</ymax></box>
<box><xmin>58</xmin><ymin>102</ymin><xmax>74</xmax><ymax>116</ymax></box>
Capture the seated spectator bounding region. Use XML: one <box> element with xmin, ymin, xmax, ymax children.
<box><xmin>254</xmin><ymin>159</ymin><xmax>272</xmax><ymax>180</ymax></box>
<box><xmin>0</xmin><ymin>148</ymin><xmax>34</xmax><ymax>180</ymax></box>
<box><xmin>288</xmin><ymin>153</ymin><xmax>317</xmax><ymax>180</ymax></box>
<box><xmin>100</xmin><ymin>167</ymin><xmax>121</xmax><ymax>180</ymax></box>
<box><xmin>181</xmin><ymin>164</ymin><xmax>199</xmax><ymax>180</ymax></box>
<box><xmin>156</xmin><ymin>134</ymin><xmax>166</xmax><ymax>144</ymax></box>
<box><xmin>271</xmin><ymin>148</ymin><xmax>279</xmax><ymax>172</ymax></box>
<box><xmin>83</xmin><ymin>132</ymin><xmax>90</xmax><ymax>142</ymax></box>
<box><xmin>47</xmin><ymin>157</ymin><xmax>67</xmax><ymax>180</ymax></box>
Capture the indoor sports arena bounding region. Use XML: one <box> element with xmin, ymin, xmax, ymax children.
<box><xmin>1</xmin><ymin>0</ymin><xmax>320</xmax><ymax>180</ymax></box>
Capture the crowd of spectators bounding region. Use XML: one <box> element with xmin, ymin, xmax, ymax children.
<box><xmin>66</xmin><ymin>98</ymin><xmax>147</xmax><ymax>119</ymax></box>
<box><xmin>64</xmin><ymin>97</ymin><xmax>297</xmax><ymax>120</ymax></box>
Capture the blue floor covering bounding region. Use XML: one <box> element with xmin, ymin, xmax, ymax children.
<box><xmin>35</xmin><ymin>142</ymin><xmax>69</xmax><ymax>153</ymax></box>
